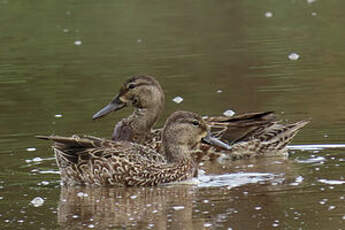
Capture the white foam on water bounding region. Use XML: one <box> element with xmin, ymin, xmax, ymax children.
<box><xmin>198</xmin><ymin>172</ymin><xmax>279</xmax><ymax>188</ymax></box>
<box><xmin>288</xmin><ymin>144</ymin><xmax>345</xmax><ymax>151</ymax></box>
<box><xmin>296</xmin><ymin>156</ymin><xmax>325</xmax><ymax>164</ymax></box>
<box><xmin>318</xmin><ymin>179</ymin><xmax>345</xmax><ymax>185</ymax></box>
<box><xmin>172</xmin><ymin>96</ymin><xmax>183</xmax><ymax>104</ymax></box>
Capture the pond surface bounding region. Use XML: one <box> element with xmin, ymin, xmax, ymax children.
<box><xmin>1</xmin><ymin>0</ymin><xmax>345</xmax><ymax>229</ymax></box>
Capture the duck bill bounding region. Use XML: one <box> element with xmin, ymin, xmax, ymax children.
<box><xmin>92</xmin><ymin>95</ymin><xmax>126</xmax><ymax>120</ymax></box>
<box><xmin>201</xmin><ymin>135</ymin><xmax>231</xmax><ymax>150</ymax></box>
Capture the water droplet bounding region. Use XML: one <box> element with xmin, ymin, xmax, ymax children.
<box><xmin>288</xmin><ymin>53</ymin><xmax>300</xmax><ymax>60</ymax></box>
<box><xmin>223</xmin><ymin>109</ymin><xmax>235</xmax><ymax>117</ymax></box>
<box><xmin>38</xmin><ymin>181</ymin><xmax>50</xmax><ymax>186</ymax></box>
<box><xmin>54</xmin><ymin>114</ymin><xmax>63</xmax><ymax>118</ymax></box>
<box><xmin>32</xmin><ymin>157</ymin><xmax>43</xmax><ymax>162</ymax></box>
<box><xmin>255</xmin><ymin>206</ymin><xmax>262</xmax><ymax>210</ymax></box>
<box><xmin>88</xmin><ymin>224</ymin><xmax>95</xmax><ymax>228</ymax></box>
<box><xmin>318</xmin><ymin>179</ymin><xmax>345</xmax><ymax>185</ymax></box>
<box><xmin>172</xmin><ymin>96</ymin><xmax>183</xmax><ymax>104</ymax></box>
<box><xmin>265</xmin><ymin>12</ymin><xmax>273</xmax><ymax>18</ymax></box>
<box><xmin>130</xmin><ymin>195</ymin><xmax>137</xmax><ymax>199</ymax></box>
<box><xmin>295</xmin><ymin>176</ymin><xmax>304</xmax><ymax>183</ymax></box>
<box><xmin>172</xmin><ymin>206</ymin><xmax>185</xmax><ymax>211</ymax></box>
<box><xmin>30</xmin><ymin>197</ymin><xmax>44</xmax><ymax>207</ymax></box>
<box><xmin>77</xmin><ymin>192</ymin><xmax>88</xmax><ymax>197</ymax></box>
<box><xmin>204</xmin><ymin>223</ymin><xmax>212</xmax><ymax>228</ymax></box>
<box><xmin>74</xmin><ymin>40</ymin><xmax>82</xmax><ymax>46</ymax></box>
<box><xmin>328</xmin><ymin>205</ymin><xmax>336</xmax><ymax>210</ymax></box>
<box><xmin>26</xmin><ymin>147</ymin><xmax>36</xmax><ymax>152</ymax></box>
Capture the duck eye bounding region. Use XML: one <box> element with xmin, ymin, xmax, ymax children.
<box><xmin>192</xmin><ymin>120</ymin><xmax>200</xmax><ymax>126</ymax></box>
<box><xmin>128</xmin><ymin>84</ymin><xmax>136</xmax><ymax>89</ymax></box>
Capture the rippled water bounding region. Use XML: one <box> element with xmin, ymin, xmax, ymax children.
<box><xmin>1</xmin><ymin>0</ymin><xmax>345</xmax><ymax>229</ymax></box>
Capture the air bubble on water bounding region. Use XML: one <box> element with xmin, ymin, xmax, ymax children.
<box><xmin>172</xmin><ymin>96</ymin><xmax>183</xmax><ymax>104</ymax></box>
<box><xmin>25</xmin><ymin>157</ymin><xmax>43</xmax><ymax>163</ymax></box>
<box><xmin>223</xmin><ymin>109</ymin><xmax>235</xmax><ymax>117</ymax></box>
<box><xmin>172</xmin><ymin>206</ymin><xmax>185</xmax><ymax>211</ymax></box>
<box><xmin>74</xmin><ymin>40</ymin><xmax>82</xmax><ymax>46</ymax></box>
<box><xmin>26</xmin><ymin>147</ymin><xmax>36</xmax><ymax>152</ymax></box>
<box><xmin>318</xmin><ymin>179</ymin><xmax>345</xmax><ymax>185</ymax></box>
<box><xmin>31</xmin><ymin>197</ymin><xmax>44</xmax><ymax>207</ymax></box>
<box><xmin>39</xmin><ymin>181</ymin><xmax>50</xmax><ymax>186</ymax></box>
<box><xmin>88</xmin><ymin>224</ymin><xmax>95</xmax><ymax>228</ymax></box>
<box><xmin>255</xmin><ymin>206</ymin><xmax>262</xmax><ymax>210</ymax></box>
<box><xmin>77</xmin><ymin>192</ymin><xmax>88</xmax><ymax>198</ymax></box>
<box><xmin>295</xmin><ymin>176</ymin><xmax>304</xmax><ymax>183</ymax></box>
<box><xmin>63</xmin><ymin>29</ymin><xmax>69</xmax><ymax>33</ymax></box>
<box><xmin>312</xmin><ymin>12</ymin><xmax>317</xmax><ymax>16</ymax></box>
<box><xmin>288</xmin><ymin>53</ymin><xmax>300</xmax><ymax>60</ymax></box>
<box><xmin>307</xmin><ymin>0</ymin><xmax>316</xmax><ymax>4</ymax></box>
<box><xmin>216</xmin><ymin>89</ymin><xmax>223</xmax><ymax>93</ymax></box>
<box><xmin>204</xmin><ymin>223</ymin><xmax>212</xmax><ymax>228</ymax></box>
<box><xmin>265</xmin><ymin>12</ymin><xmax>273</xmax><ymax>18</ymax></box>
<box><xmin>328</xmin><ymin>205</ymin><xmax>335</xmax><ymax>211</ymax></box>
<box><xmin>319</xmin><ymin>198</ymin><xmax>328</xmax><ymax>205</ymax></box>
<box><xmin>54</xmin><ymin>114</ymin><xmax>63</xmax><ymax>118</ymax></box>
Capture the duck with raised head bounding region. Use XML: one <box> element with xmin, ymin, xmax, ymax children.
<box><xmin>37</xmin><ymin>111</ymin><xmax>230</xmax><ymax>186</ymax></box>
<box><xmin>92</xmin><ymin>75</ymin><xmax>309</xmax><ymax>159</ymax></box>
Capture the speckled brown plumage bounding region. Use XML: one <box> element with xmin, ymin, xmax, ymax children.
<box><xmin>37</xmin><ymin>111</ymin><xmax>228</xmax><ymax>186</ymax></box>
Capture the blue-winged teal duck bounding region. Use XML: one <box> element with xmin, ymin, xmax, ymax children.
<box><xmin>37</xmin><ymin>111</ymin><xmax>230</xmax><ymax>186</ymax></box>
<box><xmin>92</xmin><ymin>75</ymin><xmax>309</xmax><ymax>159</ymax></box>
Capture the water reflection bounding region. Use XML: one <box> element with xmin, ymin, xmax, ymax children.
<box><xmin>58</xmin><ymin>185</ymin><xmax>200</xmax><ymax>229</ymax></box>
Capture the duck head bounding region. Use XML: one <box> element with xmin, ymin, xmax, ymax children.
<box><xmin>162</xmin><ymin>111</ymin><xmax>231</xmax><ymax>163</ymax></box>
<box><xmin>92</xmin><ymin>75</ymin><xmax>165</xmax><ymax>120</ymax></box>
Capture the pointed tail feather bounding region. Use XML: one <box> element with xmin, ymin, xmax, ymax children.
<box><xmin>258</xmin><ymin>120</ymin><xmax>310</xmax><ymax>152</ymax></box>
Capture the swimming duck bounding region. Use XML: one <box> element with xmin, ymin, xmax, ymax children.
<box><xmin>92</xmin><ymin>75</ymin><xmax>309</xmax><ymax>159</ymax></box>
<box><xmin>37</xmin><ymin>111</ymin><xmax>230</xmax><ymax>186</ymax></box>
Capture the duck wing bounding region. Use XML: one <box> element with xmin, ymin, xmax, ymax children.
<box><xmin>205</xmin><ymin>111</ymin><xmax>276</xmax><ymax>144</ymax></box>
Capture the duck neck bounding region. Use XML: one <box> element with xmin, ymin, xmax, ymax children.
<box><xmin>131</xmin><ymin>106</ymin><xmax>162</xmax><ymax>134</ymax></box>
<box><xmin>112</xmin><ymin>105</ymin><xmax>162</xmax><ymax>143</ymax></box>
